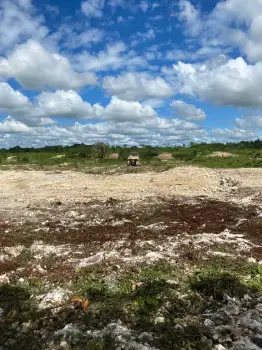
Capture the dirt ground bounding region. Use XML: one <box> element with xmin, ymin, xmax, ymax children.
<box><xmin>1</xmin><ymin>166</ymin><xmax>262</xmax><ymax>349</ymax></box>
<box><xmin>0</xmin><ymin>166</ymin><xmax>262</xmax><ymax>216</ymax></box>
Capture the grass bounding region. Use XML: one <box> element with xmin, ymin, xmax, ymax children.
<box><xmin>191</xmin><ymin>258</ymin><xmax>262</xmax><ymax>300</ymax></box>
<box><xmin>190</xmin><ymin>155</ymin><xmax>262</xmax><ymax>168</ymax></box>
<box><xmin>1</xmin><ymin>258</ymin><xmax>262</xmax><ymax>349</ymax></box>
<box><xmin>2</xmin><ymin>140</ymin><xmax>262</xmax><ymax>170</ymax></box>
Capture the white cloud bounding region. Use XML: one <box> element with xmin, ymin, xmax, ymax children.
<box><xmin>97</xmin><ymin>96</ymin><xmax>156</xmax><ymax>121</ymax></box>
<box><xmin>0</xmin><ymin>0</ymin><xmax>48</xmax><ymax>52</ymax></box>
<box><xmin>130</xmin><ymin>29</ymin><xmax>155</xmax><ymax>47</ymax></box>
<box><xmin>171</xmin><ymin>56</ymin><xmax>262</xmax><ymax>107</ymax></box>
<box><xmin>81</xmin><ymin>0</ymin><xmax>105</xmax><ymax>18</ymax></box>
<box><xmin>109</xmin><ymin>0</ymin><xmax>127</xmax><ymax>8</ymax></box>
<box><xmin>170</xmin><ymin>100</ymin><xmax>206</xmax><ymax>121</ymax></box>
<box><xmin>44</xmin><ymin>24</ymin><xmax>104</xmax><ymax>51</ymax></box>
<box><xmin>2</xmin><ymin>89</ymin><xmax>157</xmax><ymax>125</ymax></box>
<box><xmin>117</xmin><ymin>16</ymin><xmax>125</xmax><ymax>23</ymax></box>
<box><xmin>178</xmin><ymin>0</ymin><xmax>262</xmax><ymax>62</ymax></box>
<box><xmin>140</xmin><ymin>1</ymin><xmax>149</xmax><ymax>13</ymax></box>
<box><xmin>212</xmin><ymin>127</ymin><xmax>257</xmax><ymax>141</ymax></box>
<box><xmin>165</xmin><ymin>46</ymin><xmax>228</xmax><ymax>61</ymax></box>
<box><xmin>45</xmin><ymin>5</ymin><xmax>59</xmax><ymax>15</ymax></box>
<box><xmin>0</xmin><ymin>83</ymin><xmax>55</xmax><ymax>127</ymax></box>
<box><xmin>36</xmin><ymin>92</ymin><xmax>156</xmax><ymax>122</ymax></box>
<box><xmin>0</xmin><ymin>117</ymin><xmax>33</xmax><ymax>134</ymax></box>
<box><xmin>62</xmin><ymin>28</ymin><xmax>104</xmax><ymax>49</ymax></box>
<box><xmin>178</xmin><ymin>0</ymin><xmax>202</xmax><ymax>36</ymax></box>
<box><xmin>73</xmin><ymin>41</ymin><xmax>147</xmax><ymax>72</ymax></box>
<box><xmin>0</xmin><ymin>40</ymin><xmax>97</xmax><ymax>90</ymax></box>
<box><xmin>0</xmin><ymin>114</ymin><xmax>206</xmax><ymax>148</ymax></box>
<box><xmin>142</xmin><ymin>99</ymin><xmax>165</xmax><ymax>108</ymax></box>
<box><xmin>152</xmin><ymin>3</ymin><xmax>161</xmax><ymax>10</ymax></box>
<box><xmin>235</xmin><ymin>115</ymin><xmax>262</xmax><ymax>129</ymax></box>
<box><xmin>0</xmin><ymin>82</ymin><xmax>30</xmax><ymax>110</ymax></box>
<box><xmin>36</xmin><ymin>90</ymin><xmax>96</xmax><ymax>120</ymax></box>
<box><xmin>103</xmin><ymin>73</ymin><xmax>174</xmax><ymax>101</ymax></box>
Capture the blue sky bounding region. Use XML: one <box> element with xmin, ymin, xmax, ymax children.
<box><xmin>0</xmin><ymin>0</ymin><xmax>262</xmax><ymax>148</ymax></box>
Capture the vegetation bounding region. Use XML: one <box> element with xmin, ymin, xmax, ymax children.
<box><xmin>1</xmin><ymin>139</ymin><xmax>262</xmax><ymax>169</ymax></box>
<box><xmin>2</xmin><ymin>258</ymin><xmax>262</xmax><ymax>349</ymax></box>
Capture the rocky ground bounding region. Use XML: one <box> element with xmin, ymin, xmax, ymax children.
<box><xmin>1</xmin><ymin>166</ymin><xmax>262</xmax><ymax>350</ymax></box>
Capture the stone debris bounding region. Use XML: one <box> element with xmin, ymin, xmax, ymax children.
<box><xmin>0</xmin><ymin>273</ymin><xmax>10</xmax><ymax>284</ymax></box>
<box><xmin>76</xmin><ymin>252</ymin><xmax>105</xmax><ymax>268</ymax></box>
<box><xmin>38</xmin><ymin>287</ymin><xmax>69</xmax><ymax>310</ymax></box>
<box><xmin>87</xmin><ymin>321</ymin><xmax>158</xmax><ymax>350</ymax></box>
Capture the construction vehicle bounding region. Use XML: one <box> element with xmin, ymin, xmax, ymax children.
<box><xmin>127</xmin><ymin>152</ymin><xmax>140</xmax><ymax>166</ymax></box>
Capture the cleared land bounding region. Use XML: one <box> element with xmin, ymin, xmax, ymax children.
<box><xmin>1</xmin><ymin>166</ymin><xmax>262</xmax><ymax>349</ymax></box>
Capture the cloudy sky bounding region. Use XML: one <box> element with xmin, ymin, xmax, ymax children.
<box><xmin>0</xmin><ymin>0</ymin><xmax>262</xmax><ymax>148</ymax></box>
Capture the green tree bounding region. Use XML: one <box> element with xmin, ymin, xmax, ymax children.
<box><xmin>91</xmin><ymin>143</ymin><xmax>109</xmax><ymax>162</ymax></box>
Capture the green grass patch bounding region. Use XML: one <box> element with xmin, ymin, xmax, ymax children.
<box><xmin>191</xmin><ymin>261</ymin><xmax>262</xmax><ymax>300</ymax></box>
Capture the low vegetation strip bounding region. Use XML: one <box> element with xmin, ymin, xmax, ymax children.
<box><xmin>1</xmin><ymin>139</ymin><xmax>262</xmax><ymax>170</ymax></box>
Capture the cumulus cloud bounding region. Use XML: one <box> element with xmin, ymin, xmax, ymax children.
<box><xmin>0</xmin><ymin>0</ymin><xmax>48</xmax><ymax>52</ymax></box>
<box><xmin>212</xmin><ymin>127</ymin><xmax>258</xmax><ymax>141</ymax></box>
<box><xmin>81</xmin><ymin>0</ymin><xmax>105</xmax><ymax>18</ymax></box>
<box><xmin>235</xmin><ymin>115</ymin><xmax>262</xmax><ymax>129</ymax></box>
<box><xmin>171</xmin><ymin>56</ymin><xmax>262</xmax><ymax>107</ymax></box>
<box><xmin>0</xmin><ymin>117</ymin><xmax>33</xmax><ymax>134</ymax></box>
<box><xmin>0</xmin><ymin>115</ymin><xmax>206</xmax><ymax>148</ymax></box>
<box><xmin>178</xmin><ymin>0</ymin><xmax>262</xmax><ymax>62</ymax></box>
<box><xmin>0</xmin><ymin>83</ymin><xmax>55</xmax><ymax>126</ymax></box>
<box><xmin>103</xmin><ymin>73</ymin><xmax>174</xmax><ymax>101</ymax></box>
<box><xmin>36</xmin><ymin>93</ymin><xmax>156</xmax><ymax>122</ymax></box>
<box><xmin>1</xmin><ymin>87</ymin><xmax>157</xmax><ymax>126</ymax></box>
<box><xmin>0</xmin><ymin>40</ymin><xmax>97</xmax><ymax>90</ymax></box>
<box><xmin>178</xmin><ymin>0</ymin><xmax>202</xmax><ymax>37</ymax></box>
<box><xmin>97</xmin><ymin>96</ymin><xmax>156</xmax><ymax>121</ymax></box>
<box><xmin>36</xmin><ymin>90</ymin><xmax>96</xmax><ymax>120</ymax></box>
<box><xmin>170</xmin><ymin>100</ymin><xmax>206</xmax><ymax>121</ymax></box>
<box><xmin>0</xmin><ymin>82</ymin><xmax>30</xmax><ymax>110</ymax></box>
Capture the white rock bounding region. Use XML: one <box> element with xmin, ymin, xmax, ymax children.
<box><xmin>21</xmin><ymin>322</ymin><xmax>31</xmax><ymax>333</ymax></box>
<box><xmin>60</xmin><ymin>340</ymin><xmax>70</xmax><ymax>349</ymax></box>
<box><xmin>0</xmin><ymin>274</ymin><xmax>10</xmax><ymax>284</ymax></box>
<box><xmin>0</xmin><ymin>308</ymin><xmax>4</xmax><ymax>317</ymax></box>
<box><xmin>232</xmin><ymin>338</ymin><xmax>261</xmax><ymax>350</ymax></box>
<box><xmin>243</xmin><ymin>294</ymin><xmax>252</xmax><ymax>302</ymax></box>
<box><xmin>33</xmin><ymin>265</ymin><xmax>47</xmax><ymax>274</ymax></box>
<box><xmin>145</xmin><ymin>251</ymin><xmax>164</xmax><ymax>261</ymax></box>
<box><xmin>4</xmin><ymin>245</ymin><xmax>25</xmax><ymax>257</ymax></box>
<box><xmin>214</xmin><ymin>345</ymin><xmax>226</xmax><ymax>350</ymax></box>
<box><xmin>76</xmin><ymin>252</ymin><xmax>104</xmax><ymax>269</ymax></box>
<box><xmin>154</xmin><ymin>316</ymin><xmax>165</xmax><ymax>324</ymax></box>
<box><xmin>204</xmin><ymin>319</ymin><xmax>214</xmax><ymax>328</ymax></box>
<box><xmin>55</xmin><ymin>324</ymin><xmax>83</xmax><ymax>338</ymax></box>
<box><xmin>38</xmin><ymin>287</ymin><xmax>68</xmax><ymax>310</ymax></box>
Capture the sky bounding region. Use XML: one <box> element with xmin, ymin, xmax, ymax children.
<box><xmin>1</xmin><ymin>0</ymin><xmax>262</xmax><ymax>148</ymax></box>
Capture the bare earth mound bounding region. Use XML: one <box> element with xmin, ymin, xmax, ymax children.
<box><xmin>207</xmin><ymin>152</ymin><xmax>238</xmax><ymax>158</ymax></box>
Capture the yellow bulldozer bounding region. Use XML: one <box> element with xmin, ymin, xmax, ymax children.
<box><xmin>127</xmin><ymin>152</ymin><xmax>140</xmax><ymax>167</ymax></box>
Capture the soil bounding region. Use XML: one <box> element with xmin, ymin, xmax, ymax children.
<box><xmin>1</xmin><ymin>166</ymin><xmax>262</xmax><ymax>349</ymax></box>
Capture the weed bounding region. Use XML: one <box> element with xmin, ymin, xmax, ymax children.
<box><xmin>191</xmin><ymin>264</ymin><xmax>262</xmax><ymax>300</ymax></box>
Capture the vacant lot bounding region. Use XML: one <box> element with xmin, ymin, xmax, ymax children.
<box><xmin>1</xmin><ymin>166</ymin><xmax>262</xmax><ymax>349</ymax></box>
